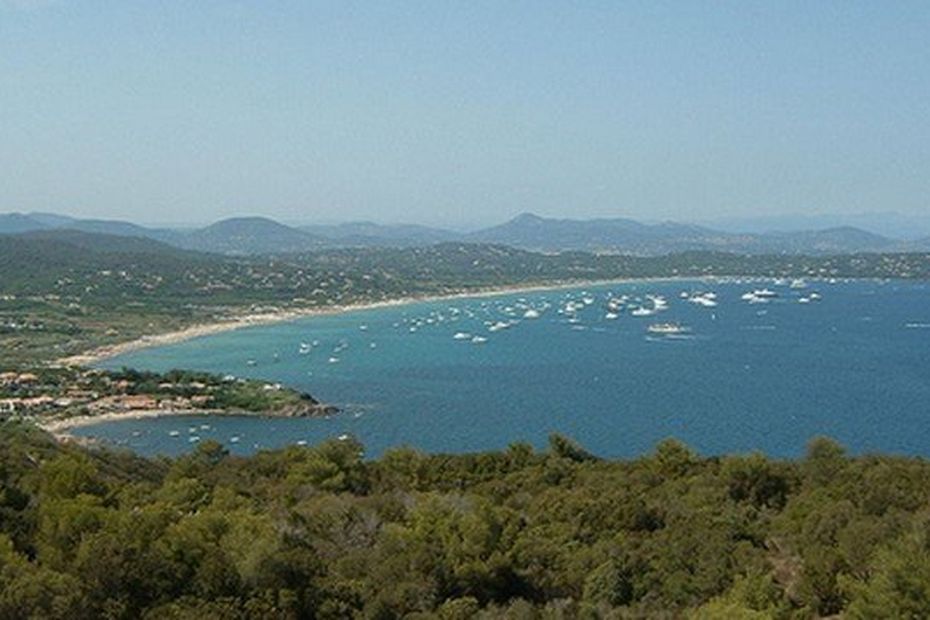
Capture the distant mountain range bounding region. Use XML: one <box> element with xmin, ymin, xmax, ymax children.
<box><xmin>2</xmin><ymin>210</ymin><xmax>929</xmax><ymax>257</ymax></box>
<box><xmin>699</xmin><ymin>211</ymin><xmax>930</xmax><ymax>240</ymax></box>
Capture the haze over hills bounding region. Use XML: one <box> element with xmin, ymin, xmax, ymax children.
<box><xmin>700</xmin><ymin>211</ymin><xmax>930</xmax><ymax>240</ymax></box>
<box><xmin>300</xmin><ymin>221</ymin><xmax>459</xmax><ymax>247</ymax></box>
<box><xmin>0</xmin><ymin>212</ymin><xmax>184</xmax><ymax>245</ymax></box>
<box><xmin>175</xmin><ymin>217</ymin><xmax>328</xmax><ymax>255</ymax></box>
<box><xmin>1</xmin><ymin>210</ymin><xmax>928</xmax><ymax>256</ymax></box>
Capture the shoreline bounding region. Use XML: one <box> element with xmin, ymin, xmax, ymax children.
<box><xmin>57</xmin><ymin>277</ymin><xmax>684</xmax><ymax>366</ymax></box>
<box><xmin>36</xmin><ymin>407</ymin><xmax>302</xmax><ymax>438</ymax></box>
<box><xmin>37</xmin><ymin>408</ymin><xmax>218</xmax><ymax>435</ymax></box>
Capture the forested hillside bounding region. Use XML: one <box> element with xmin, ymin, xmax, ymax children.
<box><xmin>0</xmin><ymin>426</ymin><xmax>926</xmax><ymax>618</ymax></box>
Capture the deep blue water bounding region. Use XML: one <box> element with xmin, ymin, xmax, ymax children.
<box><xmin>78</xmin><ymin>279</ymin><xmax>930</xmax><ymax>459</ymax></box>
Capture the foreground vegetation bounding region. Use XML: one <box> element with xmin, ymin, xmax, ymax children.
<box><xmin>0</xmin><ymin>425</ymin><xmax>928</xmax><ymax>618</ymax></box>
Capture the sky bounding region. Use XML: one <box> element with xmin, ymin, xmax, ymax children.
<box><xmin>1</xmin><ymin>1</ymin><xmax>928</xmax><ymax>228</ymax></box>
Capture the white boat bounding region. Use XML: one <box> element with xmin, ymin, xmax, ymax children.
<box><xmin>453</xmin><ymin>332</ymin><xmax>471</xmax><ymax>340</ymax></box>
<box><xmin>647</xmin><ymin>322</ymin><xmax>690</xmax><ymax>335</ymax></box>
<box><xmin>168</xmin><ymin>430</ymin><xmax>180</xmax><ymax>437</ymax></box>
<box><xmin>328</xmin><ymin>357</ymin><xmax>340</xmax><ymax>363</ymax></box>
<box><xmin>604</xmin><ymin>312</ymin><xmax>619</xmax><ymax>320</ymax></box>
<box><xmin>689</xmin><ymin>295</ymin><xmax>718</xmax><ymax>307</ymax></box>
<box><xmin>753</xmin><ymin>288</ymin><xmax>778</xmax><ymax>298</ymax></box>
<box><xmin>523</xmin><ymin>309</ymin><xmax>541</xmax><ymax>319</ymax></box>
<box><xmin>229</xmin><ymin>436</ymin><xmax>240</xmax><ymax>443</ymax></box>
<box><xmin>631</xmin><ymin>307</ymin><xmax>655</xmax><ymax>317</ymax></box>
<box><xmin>790</xmin><ymin>279</ymin><xmax>808</xmax><ymax>289</ymax></box>
<box><xmin>488</xmin><ymin>321</ymin><xmax>510</xmax><ymax>332</ymax></box>
<box><xmin>741</xmin><ymin>292</ymin><xmax>770</xmax><ymax>304</ymax></box>
<box><xmin>471</xmin><ymin>336</ymin><xmax>488</xmax><ymax>344</ymax></box>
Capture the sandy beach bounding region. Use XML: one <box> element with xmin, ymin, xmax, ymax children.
<box><xmin>35</xmin><ymin>407</ymin><xmax>298</xmax><ymax>439</ymax></box>
<box><xmin>58</xmin><ymin>277</ymin><xmax>672</xmax><ymax>366</ymax></box>
<box><xmin>37</xmin><ymin>408</ymin><xmax>215</xmax><ymax>434</ymax></box>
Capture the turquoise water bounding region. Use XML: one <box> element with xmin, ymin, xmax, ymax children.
<box><xmin>80</xmin><ymin>279</ymin><xmax>930</xmax><ymax>459</ymax></box>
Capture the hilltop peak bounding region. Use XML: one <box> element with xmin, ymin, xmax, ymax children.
<box><xmin>510</xmin><ymin>212</ymin><xmax>545</xmax><ymax>224</ymax></box>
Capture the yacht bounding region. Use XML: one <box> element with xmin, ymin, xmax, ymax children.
<box><xmin>648</xmin><ymin>295</ymin><xmax>669</xmax><ymax>309</ymax></box>
<box><xmin>689</xmin><ymin>294</ymin><xmax>718</xmax><ymax>307</ymax></box>
<box><xmin>647</xmin><ymin>323</ymin><xmax>690</xmax><ymax>335</ymax></box>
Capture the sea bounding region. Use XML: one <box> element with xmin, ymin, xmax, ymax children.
<box><xmin>77</xmin><ymin>278</ymin><xmax>930</xmax><ymax>459</ymax></box>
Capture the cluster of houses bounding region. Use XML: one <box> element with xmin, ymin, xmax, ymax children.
<box><xmin>0</xmin><ymin>372</ymin><xmax>53</xmax><ymax>415</ymax></box>
<box><xmin>0</xmin><ymin>370</ymin><xmax>217</xmax><ymax>419</ymax></box>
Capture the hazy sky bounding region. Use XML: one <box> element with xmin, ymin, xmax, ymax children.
<box><xmin>1</xmin><ymin>2</ymin><xmax>928</xmax><ymax>227</ymax></box>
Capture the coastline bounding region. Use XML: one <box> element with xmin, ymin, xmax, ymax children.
<box><xmin>58</xmin><ymin>277</ymin><xmax>680</xmax><ymax>366</ymax></box>
<box><xmin>36</xmin><ymin>407</ymin><xmax>304</xmax><ymax>438</ymax></box>
<box><xmin>37</xmin><ymin>408</ymin><xmax>218</xmax><ymax>435</ymax></box>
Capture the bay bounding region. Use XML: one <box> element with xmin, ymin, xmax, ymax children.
<box><xmin>76</xmin><ymin>279</ymin><xmax>930</xmax><ymax>459</ymax></box>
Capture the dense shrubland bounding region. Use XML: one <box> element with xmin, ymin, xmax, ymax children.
<box><xmin>1</xmin><ymin>425</ymin><xmax>929</xmax><ymax>618</ymax></box>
